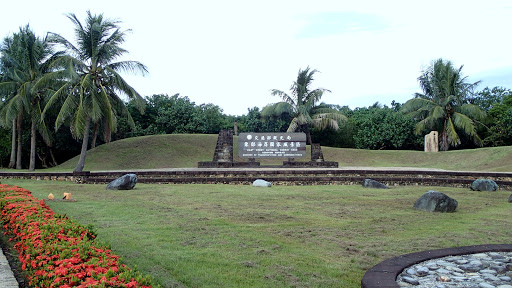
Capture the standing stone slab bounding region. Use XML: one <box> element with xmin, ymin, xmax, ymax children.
<box><xmin>413</xmin><ymin>190</ymin><xmax>458</xmax><ymax>213</ymax></box>
<box><xmin>424</xmin><ymin>131</ymin><xmax>439</xmax><ymax>152</ymax></box>
<box><xmin>362</xmin><ymin>179</ymin><xmax>389</xmax><ymax>189</ymax></box>
<box><xmin>106</xmin><ymin>174</ymin><xmax>137</xmax><ymax>190</ymax></box>
<box><xmin>471</xmin><ymin>179</ymin><xmax>499</xmax><ymax>191</ymax></box>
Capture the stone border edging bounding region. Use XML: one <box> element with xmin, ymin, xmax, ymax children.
<box><xmin>361</xmin><ymin>244</ymin><xmax>512</xmax><ymax>288</ymax></box>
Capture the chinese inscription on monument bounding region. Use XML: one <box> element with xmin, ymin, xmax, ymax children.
<box><xmin>238</xmin><ymin>132</ymin><xmax>306</xmax><ymax>158</ymax></box>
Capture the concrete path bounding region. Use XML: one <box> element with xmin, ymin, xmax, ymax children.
<box><xmin>0</xmin><ymin>246</ymin><xmax>19</xmax><ymax>288</ymax></box>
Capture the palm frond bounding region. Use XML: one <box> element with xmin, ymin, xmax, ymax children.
<box><xmin>33</xmin><ymin>102</ymin><xmax>52</xmax><ymax>145</ymax></box>
<box><xmin>445</xmin><ymin>117</ymin><xmax>461</xmax><ymax>147</ymax></box>
<box><xmin>311</xmin><ymin>117</ymin><xmax>339</xmax><ymax>131</ymax></box>
<box><xmin>452</xmin><ymin>112</ymin><xmax>476</xmax><ymax>137</ymax></box>
<box><xmin>457</xmin><ymin>104</ymin><xmax>486</xmax><ymax>121</ymax></box>
<box><xmin>270</xmin><ymin>89</ymin><xmax>295</xmax><ymax>106</ymax></box>
<box><xmin>107</xmin><ymin>60</ymin><xmax>148</xmax><ymax>76</ymax></box>
<box><xmin>261</xmin><ymin>102</ymin><xmax>293</xmax><ymax>118</ymax></box>
<box><xmin>400</xmin><ymin>98</ymin><xmax>435</xmax><ymax>114</ymax></box>
<box><xmin>54</xmin><ymin>90</ymin><xmax>78</xmax><ymax>131</ymax></box>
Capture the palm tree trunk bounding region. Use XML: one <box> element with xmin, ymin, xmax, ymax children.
<box><xmin>29</xmin><ymin>120</ymin><xmax>36</xmax><ymax>171</ymax></box>
<box><xmin>440</xmin><ymin>131</ymin><xmax>449</xmax><ymax>151</ymax></box>
<box><xmin>439</xmin><ymin>121</ymin><xmax>449</xmax><ymax>151</ymax></box>
<box><xmin>304</xmin><ymin>126</ymin><xmax>313</xmax><ymax>145</ymax></box>
<box><xmin>49</xmin><ymin>147</ymin><xmax>58</xmax><ymax>167</ymax></box>
<box><xmin>91</xmin><ymin>122</ymin><xmax>98</xmax><ymax>148</ymax></box>
<box><xmin>16</xmin><ymin>113</ymin><xmax>23</xmax><ymax>170</ymax></box>
<box><xmin>8</xmin><ymin>118</ymin><xmax>16</xmax><ymax>169</ymax></box>
<box><xmin>104</xmin><ymin>120</ymin><xmax>111</xmax><ymax>144</ymax></box>
<box><xmin>74</xmin><ymin>117</ymin><xmax>91</xmax><ymax>172</ymax></box>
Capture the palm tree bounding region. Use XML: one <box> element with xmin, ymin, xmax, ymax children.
<box><xmin>401</xmin><ymin>59</ymin><xmax>486</xmax><ymax>151</ymax></box>
<box><xmin>0</xmin><ymin>26</ymin><xmax>57</xmax><ymax>170</ymax></box>
<box><xmin>261</xmin><ymin>67</ymin><xmax>346</xmax><ymax>144</ymax></box>
<box><xmin>40</xmin><ymin>11</ymin><xmax>147</xmax><ymax>172</ymax></box>
<box><xmin>0</xmin><ymin>34</ymin><xmax>22</xmax><ymax>169</ymax></box>
<box><xmin>0</xmin><ymin>51</ymin><xmax>16</xmax><ymax>169</ymax></box>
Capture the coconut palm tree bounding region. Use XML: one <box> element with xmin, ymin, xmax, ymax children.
<box><xmin>401</xmin><ymin>59</ymin><xmax>486</xmax><ymax>151</ymax></box>
<box><xmin>0</xmin><ymin>26</ymin><xmax>57</xmax><ymax>170</ymax></box>
<box><xmin>0</xmin><ymin>51</ymin><xmax>16</xmax><ymax>169</ymax></box>
<box><xmin>40</xmin><ymin>11</ymin><xmax>147</xmax><ymax>172</ymax></box>
<box><xmin>0</xmin><ymin>34</ymin><xmax>22</xmax><ymax>169</ymax></box>
<box><xmin>261</xmin><ymin>67</ymin><xmax>346</xmax><ymax>144</ymax></box>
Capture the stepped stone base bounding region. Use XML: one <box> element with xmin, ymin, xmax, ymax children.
<box><xmin>282</xmin><ymin>161</ymin><xmax>338</xmax><ymax>168</ymax></box>
<box><xmin>198</xmin><ymin>161</ymin><xmax>260</xmax><ymax>168</ymax></box>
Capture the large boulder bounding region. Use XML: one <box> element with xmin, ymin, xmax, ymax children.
<box><xmin>253</xmin><ymin>179</ymin><xmax>272</xmax><ymax>187</ymax></box>
<box><xmin>508</xmin><ymin>194</ymin><xmax>512</xmax><ymax>203</ymax></box>
<box><xmin>106</xmin><ymin>174</ymin><xmax>137</xmax><ymax>190</ymax></box>
<box><xmin>413</xmin><ymin>191</ymin><xmax>458</xmax><ymax>213</ymax></box>
<box><xmin>471</xmin><ymin>179</ymin><xmax>499</xmax><ymax>191</ymax></box>
<box><xmin>362</xmin><ymin>179</ymin><xmax>389</xmax><ymax>189</ymax></box>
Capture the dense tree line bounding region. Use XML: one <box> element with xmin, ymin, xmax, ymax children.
<box><xmin>1</xmin><ymin>16</ymin><xmax>511</xmax><ymax>170</ymax></box>
<box><xmin>0</xmin><ymin>85</ymin><xmax>510</xmax><ymax>169</ymax></box>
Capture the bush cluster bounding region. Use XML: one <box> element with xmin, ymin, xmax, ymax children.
<box><xmin>0</xmin><ymin>184</ymin><xmax>154</xmax><ymax>287</ymax></box>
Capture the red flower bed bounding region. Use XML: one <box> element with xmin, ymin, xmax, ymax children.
<box><xmin>0</xmin><ymin>184</ymin><xmax>154</xmax><ymax>287</ymax></box>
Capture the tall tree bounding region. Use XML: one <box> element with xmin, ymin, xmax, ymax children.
<box><xmin>40</xmin><ymin>11</ymin><xmax>147</xmax><ymax>172</ymax></box>
<box><xmin>0</xmin><ymin>26</ymin><xmax>57</xmax><ymax>170</ymax></box>
<box><xmin>0</xmin><ymin>50</ymin><xmax>16</xmax><ymax>168</ymax></box>
<box><xmin>401</xmin><ymin>59</ymin><xmax>486</xmax><ymax>151</ymax></box>
<box><xmin>261</xmin><ymin>67</ymin><xmax>346</xmax><ymax>144</ymax></box>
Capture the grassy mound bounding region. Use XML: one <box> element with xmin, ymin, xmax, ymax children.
<box><xmin>50</xmin><ymin>134</ymin><xmax>512</xmax><ymax>171</ymax></box>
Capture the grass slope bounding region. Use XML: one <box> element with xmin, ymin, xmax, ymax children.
<box><xmin>51</xmin><ymin>134</ymin><xmax>512</xmax><ymax>172</ymax></box>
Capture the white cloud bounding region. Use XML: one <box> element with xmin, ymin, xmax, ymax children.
<box><xmin>2</xmin><ymin>0</ymin><xmax>512</xmax><ymax>114</ymax></box>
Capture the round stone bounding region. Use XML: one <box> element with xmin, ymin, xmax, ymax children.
<box><xmin>402</xmin><ymin>276</ymin><xmax>420</xmax><ymax>285</ymax></box>
<box><xmin>417</xmin><ymin>266</ymin><xmax>430</xmax><ymax>276</ymax></box>
<box><xmin>406</xmin><ymin>268</ymin><xmax>417</xmax><ymax>275</ymax></box>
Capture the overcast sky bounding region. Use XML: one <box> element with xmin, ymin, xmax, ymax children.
<box><xmin>2</xmin><ymin>0</ymin><xmax>512</xmax><ymax>115</ymax></box>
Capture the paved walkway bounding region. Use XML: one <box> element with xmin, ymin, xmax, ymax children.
<box><xmin>0</xmin><ymin>246</ymin><xmax>19</xmax><ymax>288</ymax></box>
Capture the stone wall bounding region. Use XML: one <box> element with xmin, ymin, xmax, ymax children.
<box><xmin>3</xmin><ymin>169</ymin><xmax>511</xmax><ymax>189</ymax></box>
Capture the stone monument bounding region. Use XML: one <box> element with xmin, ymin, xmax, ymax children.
<box><xmin>424</xmin><ymin>131</ymin><xmax>439</xmax><ymax>152</ymax></box>
<box><xmin>198</xmin><ymin>130</ymin><xmax>260</xmax><ymax>168</ymax></box>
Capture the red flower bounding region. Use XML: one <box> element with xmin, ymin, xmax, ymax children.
<box><xmin>0</xmin><ymin>185</ymin><xmax>154</xmax><ymax>287</ymax></box>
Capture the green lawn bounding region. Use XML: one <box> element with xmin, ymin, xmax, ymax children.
<box><xmin>2</xmin><ymin>179</ymin><xmax>511</xmax><ymax>288</ymax></box>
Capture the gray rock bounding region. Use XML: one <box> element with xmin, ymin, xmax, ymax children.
<box><xmin>417</xmin><ymin>266</ymin><xmax>430</xmax><ymax>276</ymax></box>
<box><xmin>413</xmin><ymin>191</ymin><xmax>458</xmax><ymax>213</ymax></box>
<box><xmin>106</xmin><ymin>174</ymin><xmax>137</xmax><ymax>190</ymax></box>
<box><xmin>362</xmin><ymin>178</ymin><xmax>389</xmax><ymax>189</ymax></box>
<box><xmin>253</xmin><ymin>179</ymin><xmax>272</xmax><ymax>187</ymax></box>
<box><xmin>402</xmin><ymin>276</ymin><xmax>420</xmax><ymax>285</ymax></box>
<box><xmin>460</xmin><ymin>264</ymin><xmax>483</xmax><ymax>272</ymax></box>
<box><xmin>471</xmin><ymin>179</ymin><xmax>499</xmax><ymax>191</ymax></box>
<box><xmin>508</xmin><ymin>194</ymin><xmax>512</xmax><ymax>203</ymax></box>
